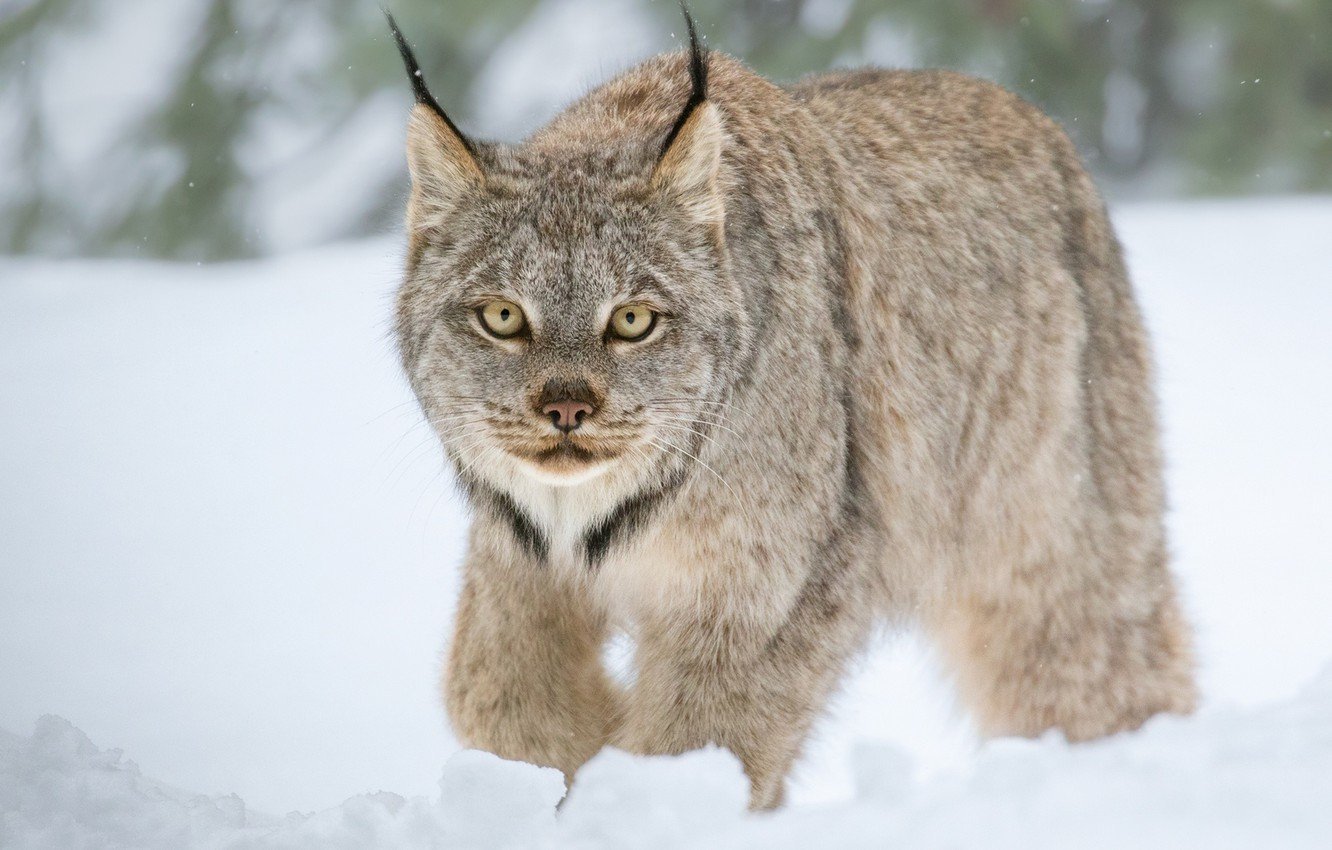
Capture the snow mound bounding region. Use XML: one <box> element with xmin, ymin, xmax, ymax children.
<box><xmin>4</xmin><ymin>667</ymin><xmax>1330</xmax><ymax>849</ymax></box>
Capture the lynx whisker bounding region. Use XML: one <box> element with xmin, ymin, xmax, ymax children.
<box><xmin>645</xmin><ymin>434</ymin><xmax>738</xmax><ymax>504</ymax></box>
<box><xmin>653</xmin><ymin>412</ymin><xmax>742</xmax><ymax>440</ymax></box>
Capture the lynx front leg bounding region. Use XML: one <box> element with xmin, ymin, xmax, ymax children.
<box><xmin>615</xmin><ymin>573</ymin><xmax>870</xmax><ymax>810</ymax></box>
<box><xmin>445</xmin><ymin>535</ymin><xmax>620</xmax><ymax>781</ymax></box>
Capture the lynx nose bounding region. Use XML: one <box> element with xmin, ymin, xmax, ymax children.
<box><xmin>543</xmin><ymin>399</ymin><xmax>594</xmax><ymax>433</ymax></box>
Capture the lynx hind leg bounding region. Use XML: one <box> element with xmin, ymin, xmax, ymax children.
<box><xmin>445</xmin><ymin>540</ymin><xmax>621</xmax><ymax>780</ymax></box>
<box><xmin>930</xmin><ymin>531</ymin><xmax>1197</xmax><ymax>742</ymax></box>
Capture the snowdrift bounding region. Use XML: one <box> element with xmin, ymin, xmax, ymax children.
<box><xmin>3</xmin><ymin>666</ymin><xmax>1330</xmax><ymax>849</ymax></box>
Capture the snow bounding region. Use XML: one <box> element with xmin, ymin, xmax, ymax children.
<box><xmin>2</xmin><ymin>199</ymin><xmax>1331</xmax><ymax>846</ymax></box>
<box><xmin>3</xmin><ymin>670</ymin><xmax>1331</xmax><ymax>848</ymax></box>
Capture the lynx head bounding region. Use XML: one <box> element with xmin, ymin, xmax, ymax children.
<box><xmin>389</xmin><ymin>8</ymin><xmax>746</xmax><ymax>501</ymax></box>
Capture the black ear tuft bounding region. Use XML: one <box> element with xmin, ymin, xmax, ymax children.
<box><xmin>384</xmin><ymin>9</ymin><xmax>475</xmax><ymax>156</ymax></box>
<box><xmin>659</xmin><ymin>2</ymin><xmax>710</xmax><ymax>159</ymax></box>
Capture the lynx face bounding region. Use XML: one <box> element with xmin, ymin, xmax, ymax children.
<box><xmin>397</xmin><ymin>151</ymin><xmax>740</xmax><ymax>490</ymax></box>
<box><xmin>389</xmin><ymin>12</ymin><xmax>741</xmax><ymax>496</ymax></box>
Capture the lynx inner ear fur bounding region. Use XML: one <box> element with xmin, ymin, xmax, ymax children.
<box><xmin>652</xmin><ymin>101</ymin><xmax>725</xmax><ymax>228</ymax></box>
<box><xmin>651</xmin><ymin>4</ymin><xmax>723</xmax><ymax>228</ymax></box>
<box><xmin>406</xmin><ymin>105</ymin><xmax>483</xmax><ymax>223</ymax></box>
<box><xmin>386</xmin><ymin>11</ymin><xmax>483</xmax><ymax>227</ymax></box>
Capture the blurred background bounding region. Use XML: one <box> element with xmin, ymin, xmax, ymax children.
<box><xmin>3</xmin><ymin>0</ymin><xmax>1330</xmax><ymax>262</ymax></box>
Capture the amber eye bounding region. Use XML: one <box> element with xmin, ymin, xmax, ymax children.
<box><xmin>608</xmin><ymin>304</ymin><xmax>656</xmax><ymax>341</ymax></box>
<box><xmin>478</xmin><ymin>300</ymin><xmax>526</xmax><ymax>338</ymax></box>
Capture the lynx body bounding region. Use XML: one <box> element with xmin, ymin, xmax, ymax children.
<box><xmin>389</xmin><ymin>13</ymin><xmax>1195</xmax><ymax>808</ymax></box>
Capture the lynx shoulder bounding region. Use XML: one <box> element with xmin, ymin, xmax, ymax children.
<box><xmin>387</xmin><ymin>9</ymin><xmax>1196</xmax><ymax>809</ymax></box>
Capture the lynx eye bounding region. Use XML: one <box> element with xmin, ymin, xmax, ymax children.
<box><xmin>608</xmin><ymin>304</ymin><xmax>656</xmax><ymax>341</ymax></box>
<box><xmin>478</xmin><ymin>300</ymin><xmax>526</xmax><ymax>339</ymax></box>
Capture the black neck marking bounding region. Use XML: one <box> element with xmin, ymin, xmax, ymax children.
<box><xmin>582</xmin><ymin>467</ymin><xmax>688</xmax><ymax>568</ymax></box>
<box><xmin>460</xmin><ymin>474</ymin><xmax>548</xmax><ymax>562</ymax></box>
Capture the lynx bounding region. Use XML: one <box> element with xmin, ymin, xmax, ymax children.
<box><xmin>387</xmin><ymin>9</ymin><xmax>1196</xmax><ymax>809</ymax></box>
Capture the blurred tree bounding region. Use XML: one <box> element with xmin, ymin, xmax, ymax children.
<box><xmin>0</xmin><ymin>0</ymin><xmax>1328</xmax><ymax>261</ymax></box>
<box><xmin>1</xmin><ymin>0</ymin><xmax>82</xmax><ymax>255</ymax></box>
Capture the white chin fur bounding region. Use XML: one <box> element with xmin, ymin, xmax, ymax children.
<box><xmin>516</xmin><ymin>459</ymin><xmax>612</xmax><ymax>488</ymax></box>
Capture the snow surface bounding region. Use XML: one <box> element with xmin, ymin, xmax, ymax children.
<box><xmin>3</xmin><ymin>669</ymin><xmax>1330</xmax><ymax>847</ymax></box>
<box><xmin>2</xmin><ymin>199</ymin><xmax>1331</xmax><ymax>846</ymax></box>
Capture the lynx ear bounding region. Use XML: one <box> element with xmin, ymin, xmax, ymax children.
<box><xmin>652</xmin><ymin>101</ymin><xmax>724</xmax><ymax>228</ymax></box>
<box><xmin>650</xmin><ymin>4</ymin><xmax>723</xmax><ymax>228</ymax></box>
<box><xmin>386</xmin><ymin>12</ymin><xmax>483</xmax><ymax>227</ymax></box>
<box><xmin>406</xmin><ymin>105</ymin><xmax>483</xmax><ymax>220</ymax></box>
